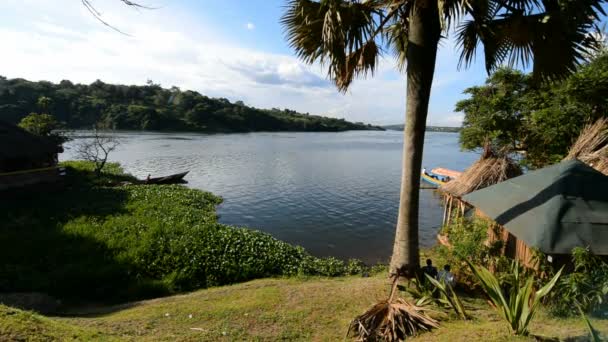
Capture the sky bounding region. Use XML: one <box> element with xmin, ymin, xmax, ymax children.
<box><xmin>0</xmin><ymin>0</ymin><xmax>547</xmax><ymax>126</ymax></box>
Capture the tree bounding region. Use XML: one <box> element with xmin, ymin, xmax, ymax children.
<box><xmin>0</xmin><ymin>76</ymin><xmax>375</xmax><ymax>133</ymax></box>
<box><xmin>37</xmin><ymin>96</ymin><xmax>52</xmax><ymax>113</ymax></box>
<box><xmin>457</xmin><ymin>68</ymin><xmax>530</xmax><ymax>153</ymax></box>
<box><xmin>18</xmin><ymin>113</ymin><xmax>60</xmax><ymax>137</ymax></box>
<box><xmin>74</xmin><ymin>129</ymin><xmax>120</xmax><ymax>176</ymax></box>
<box><xmin>457</xmin><ymin>52</ymin><xmax>608</xmax><ymax>168</ymax></box>
<box><xmin>282</xmin><ymin>0</ymin><xmax>606</xmax><ymax>276</ymax></box>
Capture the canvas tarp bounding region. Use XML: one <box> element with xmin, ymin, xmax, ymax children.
<box><xmin>463</xmin><ymin>160</ymin><xmax>608</xmax><ymax>255</ymax></box>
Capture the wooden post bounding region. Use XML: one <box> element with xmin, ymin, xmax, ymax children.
<box><xmin>446</xmin><ymin>196</ymin><xmax>453</xmax><ymax>226</ymax></box>
<box><xmin>442</xmin><ymin>195</ymin><xmax>448</xmax><ymax>226</ymax></box>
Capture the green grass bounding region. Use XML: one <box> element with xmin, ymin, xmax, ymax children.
<box><xmin>1</xmin><ymin>274</ymin><xmax>605</xmax><ymax>341</ymax></box>
<box><xmin>0</xmin><ymin>161</ymin><xmax>360</xmax><ymax>303</ymax></box>
<box><xmin>0</xmin><ymin>305</ymin><xmax>114</xmax><ymax>341</ymax></box>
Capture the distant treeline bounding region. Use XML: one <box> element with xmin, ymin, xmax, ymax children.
<box><xmin>383</xmin><ymin>124</ymin><xmax>460</xmax><ymax>133</ymax></box>
<box><xmin>0</xmin><ymin>76</ymin><xmax>382</xmax><ymax>133</ymax></box>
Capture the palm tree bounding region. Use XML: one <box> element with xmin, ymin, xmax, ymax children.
<box><xmin>282</xmin><ymin>0</ymin><xmax>605</xmax><ymax>276</ymax></box>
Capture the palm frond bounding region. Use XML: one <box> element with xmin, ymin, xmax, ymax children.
<box><xmin>425</xmin><ymin>274</ymin><xmax>469</xmax><ymax>320</ymax></box>
<box><xmin>347</xmin><ymin>298</ymin><xmax>439</xmax><ymax>341</ymax></box>
<box><xmin>282</xmin><ymin>0</ymin><xmax>387</xmax><ymax>91</ymax></box>
<box><xmin>457</xmin><ymin>0</ymin><xmax>607</xmax><ymax>81</ymax></box>
<box><xmin>438</xmin><ymin>0</ymin><xmax>466</xmax><ymax>32</ymax></box>
<box><xmin>456</xmin><ymin>20</ymin><xmax>479</xmax><ymax>69</ymax></box>
<box><xmin>579</xmin><ymin>305</ymin><xmax>602</xmax><ymax>342</ymax></box>
<box><xmin>385</xmin><ymin>7</ymin><xmax>410</xmax><ymax>72</ymax></box>
<box><xmin>456</xmin><ymin>0</ymin><xmax>502</xmax><ymax>70</ymax></box>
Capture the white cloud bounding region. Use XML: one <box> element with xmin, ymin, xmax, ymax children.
<box><xmin>0</xmin><ymin>0</ymin><xmax>481</xmax><ymax>126</ymax></box>
<box><xmin>246</xmin><ymin>22</ymin><xmax>255</xmax><ymax>30</ymax></box>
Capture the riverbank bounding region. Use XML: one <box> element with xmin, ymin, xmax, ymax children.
<box><xmin>0</xmin><ymin>161</ymin><xmax>363</xmax><ymax>305</ymax></box>
<box><xmin>1</xmin><ymin>162</ymin><xmax>606</xmax><ymax>340</ymax></box>
<box><xmin>2</xmin><ymin>272</ymin><xmax>604</xmax><ymax>341</ymax></box>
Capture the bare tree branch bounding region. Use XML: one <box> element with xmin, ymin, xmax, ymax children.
<box><xmin>81</xmin><ymin>0</ymin><xmax>156</xmax><ymax>35</ymax></box>
<box><xmin>75</xmin><ymin>129</ymin><xmax>120</xmax><ymax>176</ymax></box>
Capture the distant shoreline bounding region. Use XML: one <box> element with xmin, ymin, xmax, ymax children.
<box><xmin>1</xmin><ymin>76</ymin><xmax>384</xmax><ymax>133</ymax></box>
<box><xmin>383</xmin><ymin>125</ymin><xmax>461</xmax><ymax>133</ymax></box>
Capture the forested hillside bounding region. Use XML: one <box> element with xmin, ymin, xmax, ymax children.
<box><xmin>0</xmin><ymin>77</ymin><xmax>381</xmax><ymax>132</ymax></box>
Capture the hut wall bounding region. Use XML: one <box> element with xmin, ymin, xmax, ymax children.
<box><xmin>0</xmin><ymin>167</ymin><xmax>64</xmax><ymax>191</ymax></box>
<box><xmin>478</xmin><ymin>209</ymin><xmax>538</xmax><ymax>269</ymax></box>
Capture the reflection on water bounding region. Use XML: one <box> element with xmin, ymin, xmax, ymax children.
<box><xmin>61</xmin><ymin>130</ymin><xmax>478</xmax><ymax>263</ymax></box>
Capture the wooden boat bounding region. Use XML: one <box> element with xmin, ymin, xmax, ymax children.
<box><xmin>421</xmin><ymin>167</ymin><xmax>461</xmax><ymax>187</ymax></box>
<box><xmin>143</xmin><ymin>171</ymin><xmax>189</xmax><ymax>185</ymax></box>
<box><xmin>421</xmin><ymin>172</ymin><xmax>447</xmax><ymax>186</ymax></box>
<box><xmin>431</xmin><ymin>167</ymin><xmax>462</xmax><ymax>179</ymax></box>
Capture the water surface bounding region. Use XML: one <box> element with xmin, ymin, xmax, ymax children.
<box><xmin>61</xmin><ymin>131</ymin><xmax>478</xmax><ymax>263</ymax></box>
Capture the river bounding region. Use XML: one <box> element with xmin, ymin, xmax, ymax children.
<box><xmin>61</xmin><ymin>130</ymin><xmax>478</xmax><ymax>264</ymax></box>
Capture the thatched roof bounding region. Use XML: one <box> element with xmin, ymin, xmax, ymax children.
<box><xmin>565</xmin><ymin>118</ymin><xmax>608</xmax><ymax>175</ymax></box>
<box><xmin>0</xmin><ymin>120</ymin><xmax>60</xmax><ymax>161</ymax></box>
<box><xmin>440</xmin><ymin>147</ymin><xmax>522</xmax><ymax>198</ymax></box>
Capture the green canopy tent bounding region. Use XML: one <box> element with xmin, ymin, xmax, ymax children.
<box><xmin>463</xmin><ymin>160</ymin><xmax>608</xmax><ymax>257</ymax></box>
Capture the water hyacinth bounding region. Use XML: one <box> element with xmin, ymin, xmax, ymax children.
<box><xmin>1</xmin><ymin>161</ymin><xmax>364</xmax><ymax>302</ymax></box>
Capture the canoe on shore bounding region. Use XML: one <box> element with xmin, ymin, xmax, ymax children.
<box><xmin>141</xmin><ymin>171</ymin><xmax>189</xmax><ymax>185</ymax></box>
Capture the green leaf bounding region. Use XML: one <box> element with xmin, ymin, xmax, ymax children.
<box><xmin>579</xmin><ymin>306</ymin><xmax>601</xmax><ymax>342</ymax></box>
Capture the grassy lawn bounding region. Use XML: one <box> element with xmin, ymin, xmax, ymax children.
<box><xmin>2</xmin><ymin>273</ymin><xmax>606</xmax><ymax>341</ymax></box>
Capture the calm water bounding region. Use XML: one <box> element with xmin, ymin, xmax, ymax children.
<box><xmin>61</xmin><ymin>131</ymin><xmax>478</xmax><ymax>264</ymax></box>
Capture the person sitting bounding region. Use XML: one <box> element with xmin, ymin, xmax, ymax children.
<box><xmin>438</xmin><ymin>264</ymin><xmax>455</xmax><ymax>288</ymax></box>
<box><xmin>422</xmin><ymin>259</ymin><xmax>438</xmax><ymax>279</ymax></box>
<box><xmin>422</xmin><ymin>167</ymin><xmax>427</xmax><ymax>175</ymax></box>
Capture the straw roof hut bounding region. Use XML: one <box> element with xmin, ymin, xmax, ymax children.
<box><xmin>0</xmin><ymin>120</ymin><xmax>61</xmax><ymax>172</ymax></box>
<box><xmin>464</xmin><ymin>160</ymin><xmax>608</xmax><ymax>268</ymax></box>
<box><xmin>564</xmin><ymin>118</ymin><xmax>608</xmax><ymax>175</ymax></box>
<box><xmin>439</xmin><ymin>146</ymin><xmax>522</xmax><ymax>225</ymax></box>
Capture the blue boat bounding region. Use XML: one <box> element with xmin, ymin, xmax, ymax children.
<box><xmin>421</xmin><ymin>167</ymin><xmax>459</xmax><ymax>187</ymax></box>
<box><xmin>421</xmin><ymin>172</ymin><xmax>447</xmax><ymax>186</ymax></box>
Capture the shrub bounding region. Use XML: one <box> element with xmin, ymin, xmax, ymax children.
<box><xmin>425</xmin><ymin>275</ymin><xmax>469</xmax><ymax>320</ymax></box>
<box><xmin>437</xmin><ymin>217</ymin><xmax>499</xmax><ymax>289</ymax></box>
<box><xmin>346</xmin><ymin>259</ymin><xmax>366</xmax><ymax>275</ymax></box>
<box><xmin>468</xmin><ymin>260</ymin><xmax>563</xmax><ymax>336</ymax></box>
<box><xmin>548</xmin><ymin>247</ymin><xmax>608</xmax><ymax>317</ymax></box>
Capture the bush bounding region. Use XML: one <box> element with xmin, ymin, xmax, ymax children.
<box><xmin>0</xmin><ymin>162</ymin><xmax>359</xmax><ymax>302</ymax></box>
<box><xmin>547</xmin><ymin>247</ymin><xmax>608</xmax><ymax>317</ymax></box>
<box><xmin>437</xmin><ymin>217</ymin><xmax>500</xmax><ymax>289</ymax></box>
<box><xmin>468</xmin><ymin>260</ymin><xmax>563</xmax><ymax>336</ymax></box>
<box><xmin>346</xmin><ymin>259</ymin><xmax>366</xmax><ymax>275</ymax></box>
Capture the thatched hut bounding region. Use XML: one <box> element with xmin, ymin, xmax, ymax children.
<box><xmin>564</xmin><ymin>118</ymin><xmax>608</xmax><ymax>175</ymax></box>
<box><xmin>0</xmin><ymin>121</ymin><xmax>63</xmax><ymax>190</ymax></box>
<box><xmin>439</xmin><ymin>146</ymin><xmax>522</xmax><ymax>226</ymax></box>
<box><xmin>463</xmin><ymin>160</ymin><xmax>608</xmax><ymax>268</ymax></box>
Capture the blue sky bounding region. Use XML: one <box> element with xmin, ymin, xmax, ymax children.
<box><xmin>0</xmin><ymin>0</ymin><xmax>603</xmax><ymax>126</ymax></box>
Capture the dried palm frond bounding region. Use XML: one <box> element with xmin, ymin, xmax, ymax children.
<box><xmin>347</xmin><ymin>275</ymin><xmax>439</xmax><ymax>341</ymax></box>
<box><xmin>565</xmin><ymin>118</ymin><xmax>608</xmax><ymax>175</ymax></box>
<box><xmin>441</xmin><ymin>145</ymin><xmax>522</xmax><ymax>198</ymax></box>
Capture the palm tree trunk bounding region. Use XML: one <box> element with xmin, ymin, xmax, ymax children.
<box><xmin>390</xmin><ymin>1</ymin><xmax>441</xmax><ymax>276</ymax></box>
